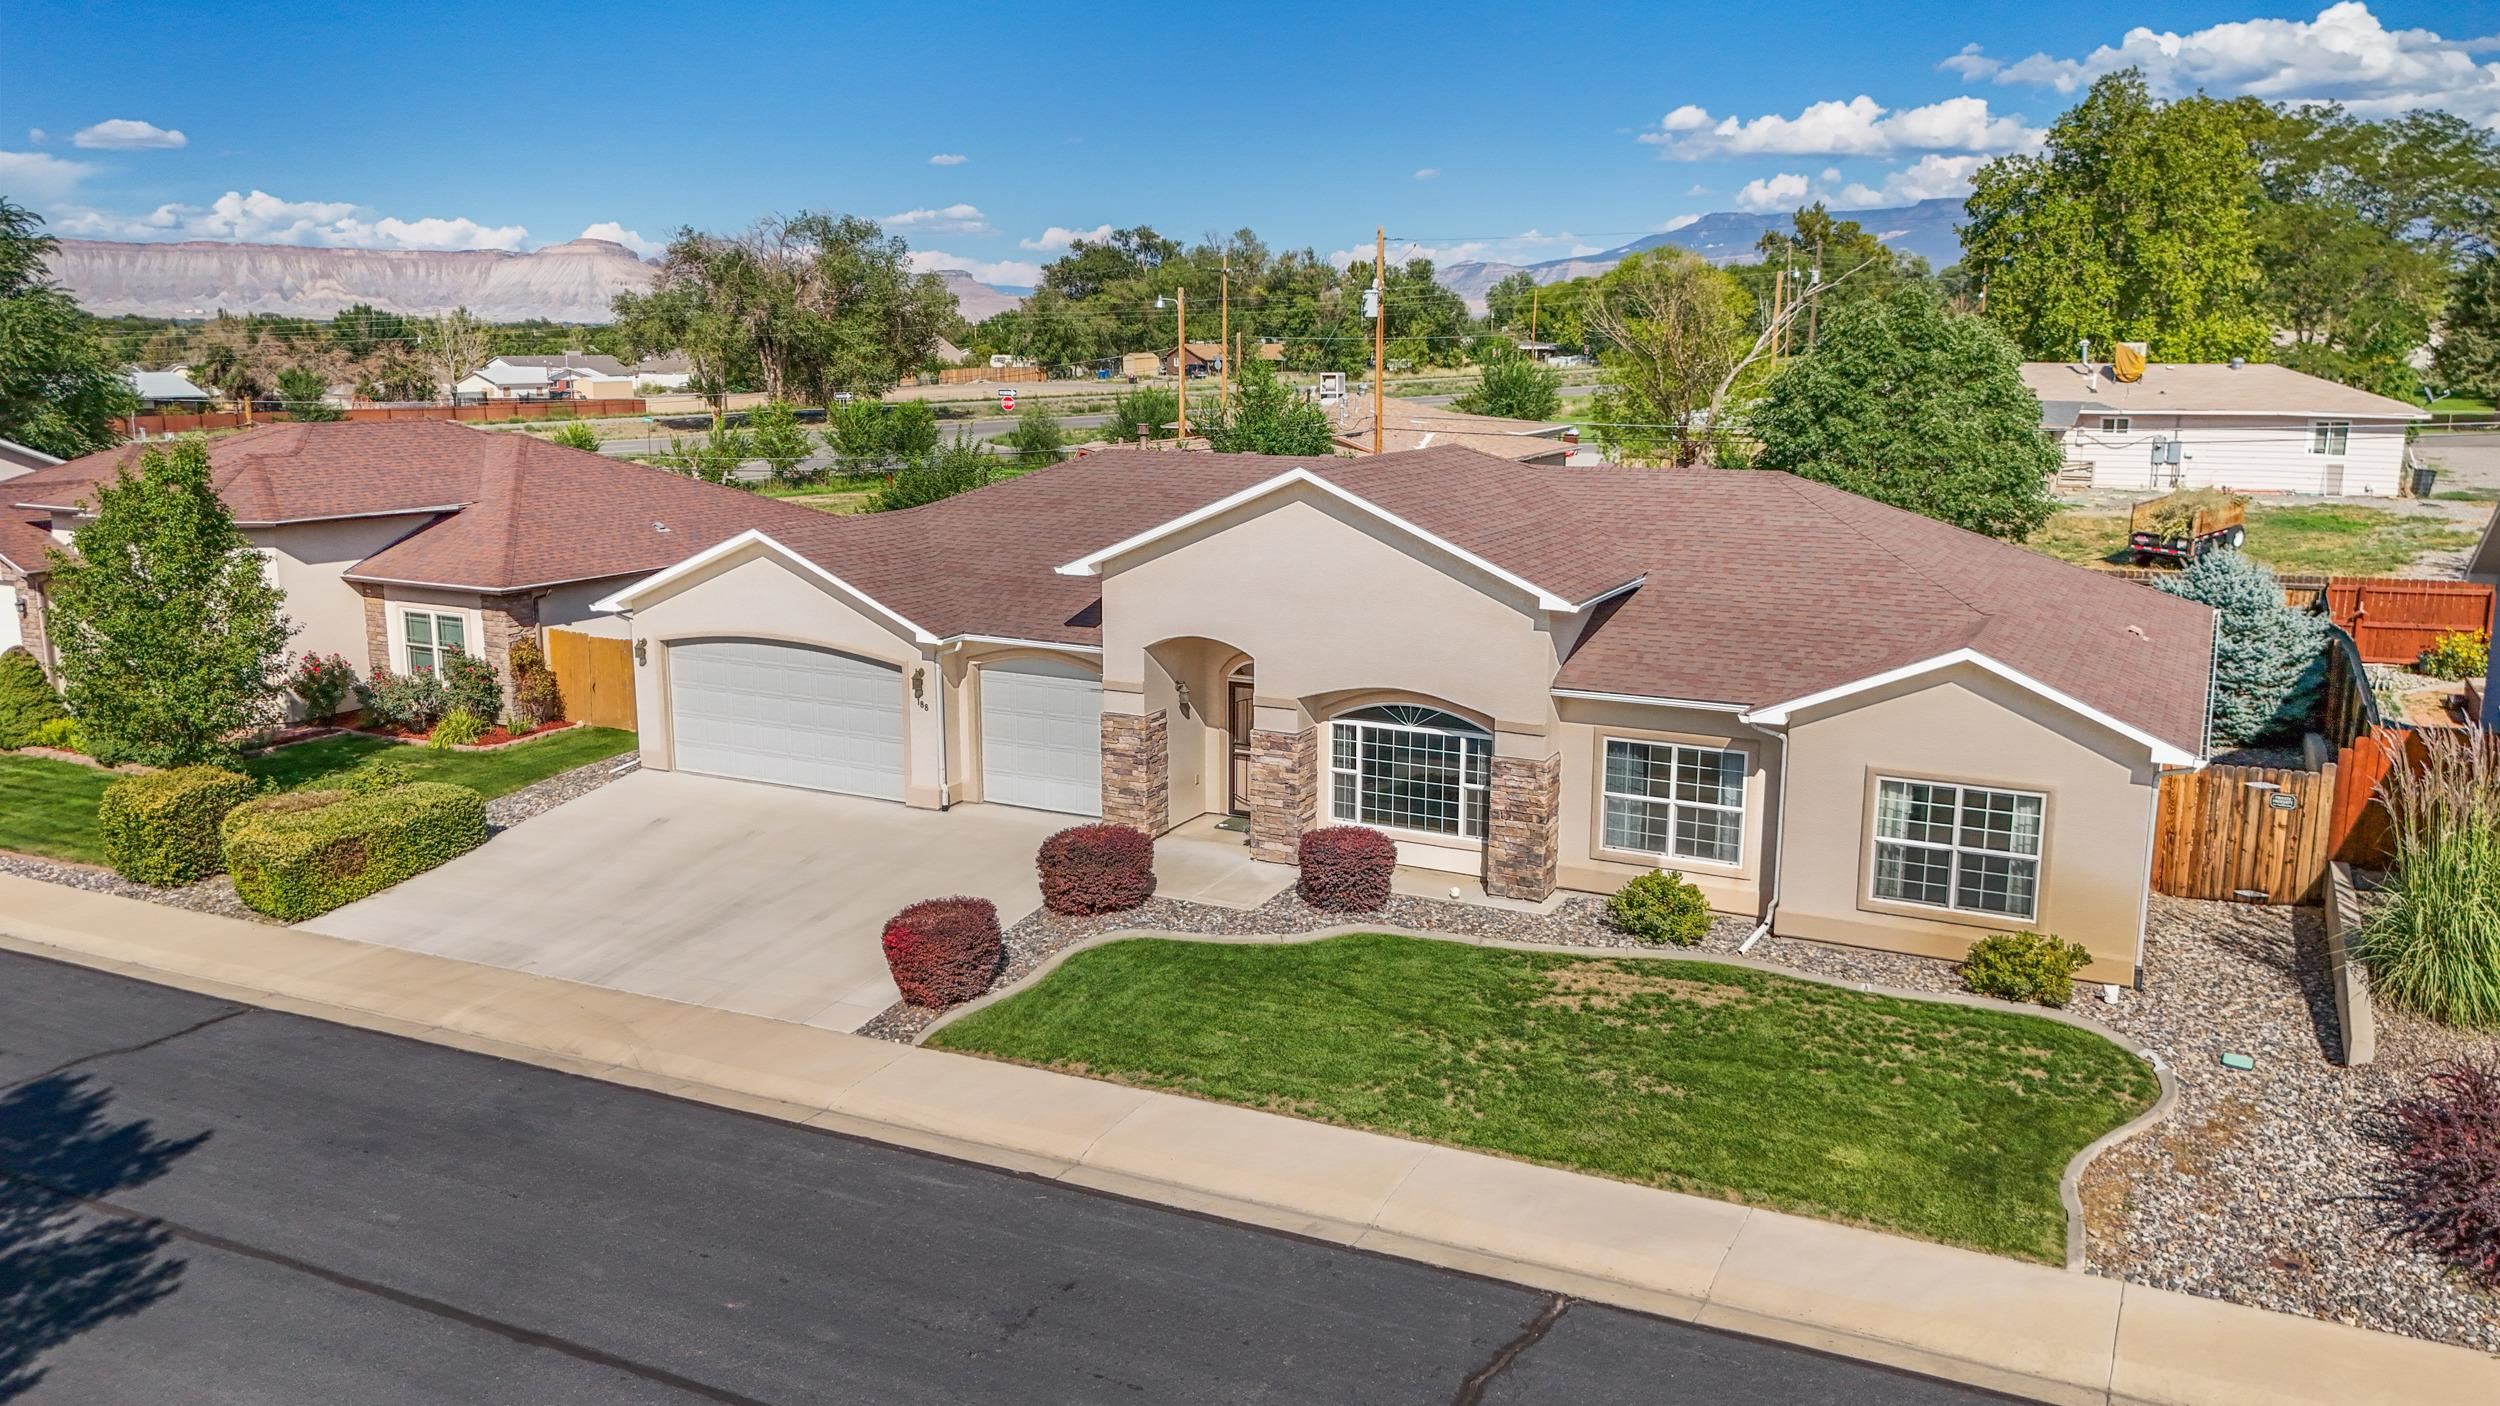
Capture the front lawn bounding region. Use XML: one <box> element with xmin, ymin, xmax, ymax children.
<box><xmin>0</xmin><ymin>726</ymin><xmax>636</xmax><ymax>867</ymax></box>
<box><xmin>2032</xmin><ymin>503</ymin><xmax>2478</xmax><ymax>577</ymax></box>
<box><xmin>930</xmin><ymin>934</ymin><xmax>2160</xmax><ymax>1261</ymax></box>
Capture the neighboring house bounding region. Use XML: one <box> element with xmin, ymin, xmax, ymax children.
<box><xmin>594</xmin><ymin>445</ymin><xmax>2213</xmax><ymax>983</ymax></box>
<box><xmin>0</xmin><ymin>437</ymin><xmax>62</xmax><ymax>482</ymax></box>
<box><xmin>455</xmin><ymin>364</ymin><xmax>555</xmax><ymax>401</ymax></box>
<box><xmin>3</xmin><ymin>421</ymin><xmax>824</xmax><ymax>715</ymax></box>
<box><xmin>931</xmin><ymin>338</ymin><xmax>970</xmax><ymax>368</ymax></box>
<box><xmin>1118</xmin><ymin>351</ymin><xmax>1162</xmax><ymax>379</ymax></box>
<box><xmin>1158</xmin><ymin>342</ymin><xmax>1226</xmax><ymax>378</ymax></box>
<box><xmin>463</xmin><ymin>354</ymin><xmax>638</xmax><ymax>401</ymax></box>
<box><xmin>126</xmin><ymin>368</ymin><xmax>215</xmax><ymax>410</ymax></box>
<box><xmin>1328</xmin><ymin>398</ymin><xmax>1574</xmax><ymax>465</ymax></box>
<box><xmin>2023</xmin><ymin>361</ymin><xmax>2427</xmax><ymax>496</ymax></box>
<box><xmin>629</xmin><ymin>355</ymin><xmax>695</xmax><ymax>391</ymax></box>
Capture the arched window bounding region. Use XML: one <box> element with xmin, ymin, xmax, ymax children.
<box><xmin>1327</xmin><ymin>704</ymin><xmax>1490</xmax><ymax>839</ymax></box>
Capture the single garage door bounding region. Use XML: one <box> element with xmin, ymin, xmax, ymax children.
<box><xmin>0</xmin><ymin>584</ymin><xmax>21</xmax><ymax>654</ymax></box>
<box><xmin>980</xmin><ymin>656</ymin><xmax>1102</xmax><ymax>815</ymax></box>
<box><xmin>669</xmin><ymin>639</ymin><xmax>905</xmax><ymax>800</ymax></box>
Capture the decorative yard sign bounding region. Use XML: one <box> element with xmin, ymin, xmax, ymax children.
<box><xmin>1000</xmin><ymin>389</ymin><xmax>1016</xmax><ymax>412</ymax></box>
<box><xmin>2268</xmin><ymin>792</ymin><xmax>2299</xmax><ymax>810</ymax></box>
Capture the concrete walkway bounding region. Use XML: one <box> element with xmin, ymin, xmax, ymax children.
<box><xmin>2</xmin><ymin>874</ymin><xmax>2492</xmax><ymax>1406</ymax></box>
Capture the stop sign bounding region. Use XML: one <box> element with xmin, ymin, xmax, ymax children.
<box><xmin>999</xmin><ymin>389</ymin><xmax>1016</xmax><ymax>412</ymax></box>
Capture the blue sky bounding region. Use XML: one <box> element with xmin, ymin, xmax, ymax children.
<box><xmin>5</xmin><ymin>2</ymin><xmax>2496</xmax><ymax>284</ymax></box>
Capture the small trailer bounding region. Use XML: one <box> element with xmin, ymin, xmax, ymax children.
<box><xmin>2129</xmin><ymin>490</ymin><xmax>2247</xmax><ymax>565</ymax></box>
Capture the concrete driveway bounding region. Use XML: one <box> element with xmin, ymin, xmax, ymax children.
<box><xmin>304</xmin><ymin>770</ymin><xmax>1069</xmax><ymax>1031</ymax></box>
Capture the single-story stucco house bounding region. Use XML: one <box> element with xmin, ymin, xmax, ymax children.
<box><xmin>2024</xmin><ymin>360</ymin><xmax>2427</xmax><ymax>496</ymax></box>
<box><xmin>593</xmin><ymin>445</ymin><xmax>2216</xmax><ymax>983</ymax></box>
<box><xmin>2</xmin><ymin>421</ymin><xmax>826</xmax><ymax>711</ymax></box>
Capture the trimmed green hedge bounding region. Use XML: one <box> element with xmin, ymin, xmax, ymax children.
<box><xmin>222</xmin><ymin>781</ymin><xmax>488</xmax><ymax>920</ymax></box>
<box><xmin>97</xmin><ymin>766</ymin><xmax>257</xmax><ymax>886</ymax></box>
<box><xmin>0</xmin><ymin>647</ymin><xmax>68</xmax><ymax>750</ymax></box>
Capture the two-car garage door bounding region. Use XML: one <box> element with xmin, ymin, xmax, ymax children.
<box><xmin>668</xmin><ymin>639</ymin><xmax>905</xmax><ymax>800</ymax></box>
<box><xmin>667</xmin><ymin>640</ymin><xmax>1104</xmax><ymax>816</ymax></box>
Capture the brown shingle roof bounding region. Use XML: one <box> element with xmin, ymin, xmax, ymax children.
<box><xmin>756</xmin><ymin>447</ymin><xmax>2212</xmax><ymax>756</ymax></box>
<box><xmin>0</xmin><ymin>515</ymin><xmax>58</xmax><ymax>576</ymax></box>
<box><xmin>10</xmin><ymin>422</ymin><xmax>829</xmax><ymax>593</ymax></box>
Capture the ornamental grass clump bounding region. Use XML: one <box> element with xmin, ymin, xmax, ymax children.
<box><xmin>2375</xmin><ymin>1058</ymin><xmax>2500</xmax><ymax>1287</ymax></box>
<box><xmin>2358</xmin><ymin>730</ymin><xmax>2500</xmax><ymax>1028</ymax></box>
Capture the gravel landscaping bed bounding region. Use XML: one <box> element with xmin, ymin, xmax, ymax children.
<box><xmin>0</xmin><ymin>751</ymin><xmax>641</xmax><ymax>923</ymax></box>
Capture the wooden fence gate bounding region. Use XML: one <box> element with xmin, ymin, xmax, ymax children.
<box><xmin>2151</xmin><ymin>762</ymin><xmax>2338</xmax><ymax>904</ymax></box>
<box><xmin>545</xmin><ymin>629</ymin><xmax>637</xmax><ymax>731</ymax></box>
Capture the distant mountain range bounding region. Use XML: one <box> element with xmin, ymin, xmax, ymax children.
<box><xmin>1436</xmin><ymin>197</ymin><xmax>1964</xmax><ymax>312</ymax></box>
<box><xmin>46</xmin><ymin>236</ymin><xmax>1034</xmax><ymax>325</ymax></box>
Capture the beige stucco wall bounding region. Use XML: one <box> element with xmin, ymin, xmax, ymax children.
<box><xmin>1774</xmin><ymin>662</ymin><xmax>2163</xmax><ymax>984</ymax></box>
<box><xmin>252</xmin><ymin>517</ymin><xmax>430</xmax><ymax>716</ymax></box>
<box><xmin>616</xmin><ymin>546</ymin><xmax>947</xmax><ymax>807</ymax></box>
<box><xmin>1553</xmin><ymin>697</ymin><xmax>1780</xmax><ymax>916</ymax></box>
<box><xmin>543</xmin><ymin>578</ymin><xmax>634</xmax><ymax>638</ymax></box>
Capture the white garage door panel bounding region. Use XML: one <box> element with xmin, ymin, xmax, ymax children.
<box><xmin>670</xmin><ymin>639</ymin><xmax>905</xmax><ymax>800</ymax></box>
<box><xmin>980</xmin><ymin>657</ymin><xmax>1102</xmax><ymax>815</ymax></box>
<box><xmin>0</xmin><ymin>585</ymin><xmax>20</xmax><ymax>654</ymax></box>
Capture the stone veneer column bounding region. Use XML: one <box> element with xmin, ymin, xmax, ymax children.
<box><xmin>1247</xmin><ymin>727</ymin><xmax>1318</xmax><ymax>864</ymax></box>
<box><xmin>7</xmin><ymin>571</ymin><xmax>55</xmax><ymax>680</ymax></box>
<box><xmin>1486</xmin><ymin>753</ymin><xmax>1563</xmax><ymax>901</ymax></box>
<box><xmin>1100</xmin><ymin>709</ymin><xmax>1169</xmax><ymax>835</ymax></box>
<box><xmin>478</xmin><ymin>591</ymin><xmax>542</xmax><ymax>714</ymax></box>
<box><xmin>354</xmin><ymin>583</ymin><xmax>390</xmax><ymax>675</ymax></box>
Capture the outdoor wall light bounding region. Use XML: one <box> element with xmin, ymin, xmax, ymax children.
<box><xmin>633</xmin><ymin>638</ymin><xmax>647</xmax><ymax>666</ymax></box>
<box><xmin>1174</xmin><ymin>681</ymin><xmax>1193</xmax><ymax>717</ymax></box>
<box><xmin>912</xmin><ymin>666</ymin><xmax>926</xmax><ymax>703</ymax></box>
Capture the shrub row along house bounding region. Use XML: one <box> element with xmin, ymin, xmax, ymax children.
<box><xmin>6</xmin><ymin>423</ymin><xmax>2215</xmax><ymax>983</ymax></box>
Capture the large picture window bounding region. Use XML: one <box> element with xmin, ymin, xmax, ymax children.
<box><xmin>1328</xmin><ymin>705</ymin><xmax>1489</xmax><ymax>839</ymax></box>
<box><xmin>403</xmin><ymin>610</ymin><xmax>466</xmax><ymax>674</ymax></box>
<box><xmin>1871</xmin><ymin>778</ymin><xmax>2044</xmax><ymax>920</ymax></box>
<box><xmin>1601</xmin><ymin>739</ymin><xmax>1745</xmax><ymax>865</ymax></box>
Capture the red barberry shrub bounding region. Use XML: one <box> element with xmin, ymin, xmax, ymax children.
<box><xmin>1296</xmin><ymin>825</ymin><xmax>1397</xmax><ymax>912</ymax></box>
<box><xmin>2377</xmin><ymin>1059</ymin><xmax>2500</xmax><ymax>1287</ymax></box>
<box><xmin>1037</xmin><ymin>823</ymin><xmax>1155</xmax><ymax>915</ymax></box>
<box><xmin>881</xmin><ymin>897</ymin><xmax>1004</xmax><ymax>1009</ymax></box>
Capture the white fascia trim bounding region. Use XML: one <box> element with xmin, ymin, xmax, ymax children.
<box><xmin>589</xmin><ymin>528</ymin><xmax>940</xmax><ymax>644</ymax></box>
<box><xmin>1051</xmin><ymin>467</ymin><xmax>1580</xmax><ymax>612</ymax></box>
<box><xmin>1736</xmin><ymin>648</ymin><xmax>2205</xmax><ymax>769</ymax></box>
<box><xmin>1571</xmin><ymin>575</ymin><xmax>1645</xmax><ymax>611</ymax></box>
<box><xmin>943</xmin><ymin>634</ymin><xmax>1105</xmax><ymax>655</ymax></box>
<box><xmin>1551</xmin><ymin>688</ymin><xmax>1747</xmax><ymax>713</ymax></box>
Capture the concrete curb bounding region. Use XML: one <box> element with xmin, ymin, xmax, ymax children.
<box><xmin>919</xmin><ymin>920</ymin><xmax>2184</xmax><ymax>1272</ymax></box>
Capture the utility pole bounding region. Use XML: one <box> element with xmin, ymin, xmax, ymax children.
<box><xmin>1807</xmin><ymin>237</ymin><xmax>1824</xmax><ymax>349</ymax></box>
<box><xmin>1371</xmin><ymin>225</ymin><xmax>1385</xmax><ymax>457</ymax></box>
<box><xmin>1176</xmin><ymin>286</ymin><xmax>1189</xmax><ymax>441</ymax></box>
<box><xmin>1529</xmin><ymin>285</ymin><xmax>1539</xmax><ymax>347</ymax></box>
<box><xmin>1219</xmin><ymin>253</ymin><xmax>1231</xmax><ymax>418</ymax></box>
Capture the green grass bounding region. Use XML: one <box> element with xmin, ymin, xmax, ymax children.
<box><xmin>0</xmin><ymin>754</ymin><xmax>117</xmax><ymax>863</ymax></box>
<box><xmin>2031</xmin><ymin>503</ymin><xmax>2480</xmax><ymax>577</ymax></box>
<box><xmin>2428</xmin><ymin>395</ymin><xmax>2496</xmax><ymax>417</ymax></box>
<box><xmin>931</xmin><ymin>934</ymin><xmax>2159</xmax><ymax>1261</ymax></box>
<box><xmin>0</xmin><ymin>727</ymin><xmax>636</xmax><ymax>866</ymax></box>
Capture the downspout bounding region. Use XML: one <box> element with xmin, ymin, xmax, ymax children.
<box><xmin>1738</xmin><ymin>726</ymin><xmax>1791</xmax><ymax>952</ymax></box>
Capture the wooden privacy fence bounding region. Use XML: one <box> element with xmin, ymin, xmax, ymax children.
<box><xmin>544</xmin><ymin>629</ymin><xmax>637</xmax><ymax>731</ymax></box>
<box><xmin>2151</xmin><ymin>762</ymin><xmax>2339</xmax><ymax>904</ymax></box>
<box><xmin>118</xmin><ymin>399</ymin><xmax>647</xmax><ymax>437</ymax></box>
<box><xmin>2326</xmin><ymin>577</ymin><xmax>2493</xmax><ymax>665</ymax></box>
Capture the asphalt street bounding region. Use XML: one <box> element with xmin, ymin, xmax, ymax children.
<box><xmin>0</xmin><ymin>950</ymin><xmax>2022</xmax><ymax>1404</ymax></box>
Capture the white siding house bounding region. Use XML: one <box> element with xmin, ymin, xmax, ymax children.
<box><xmin>2024</xmin><ymin>362</ymin><xmax>2426</xmax><ymax>497</ymax></box>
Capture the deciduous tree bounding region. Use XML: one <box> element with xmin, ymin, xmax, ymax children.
<box><xmin>1205</xmin><ymin>357</ymin><xmax>1335</xmax><ymax>455</ymax></box>
<box><xmin>0</xmin><ymin>198</ymin><xmax>134</xmax><ymax>457</ymax></box>
<box><xmin>1453</xmin><ymin>354</ymin><xmax>1561</xmax><ymax>421</ymax></box>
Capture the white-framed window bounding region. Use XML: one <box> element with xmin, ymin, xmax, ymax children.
<box><xmin>1871</xmin><ymin>778</ymin><xmax>2044</xmax><ymax>921</ymax></box>
<box><xmin>1600</xmin><ymin>738</ymin><xmax>1745</xmax><ymax>866</ymax></box>
<box><xmin>2097</xmin><ymin>416</ymin><xmax>2130</xmax><ymax>434</ymax></box>
<box><xmin>2310</xmin><ymin>420</ymin><xmax>2350</xmax><ymax>455</ymax></box>
<box><xmin>402</xmin><ymin>609</ymin><xmax>467</xmax><ymax>674</ymax></box>
<box><xmin>1328</xmin><ymin>704</ymin><xmax>1489</xmax><ymax>839</ymax></box>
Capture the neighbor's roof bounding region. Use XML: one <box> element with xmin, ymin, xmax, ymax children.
<box><xmin>2020</xmin><ymin>362</ymin><xmax>2427</xmax><ymax>420</ymax></box>
<box><xmin>126</xmin><ymin>369</ymin><xmax>211</xmax><ymax>401</ymax></box>
<box><xmin>491</xmin><ymin>354</ymin><xmax>633</xmax><ymax>377</ymax></box>
<box><xmin>736</xmin><ymin>446</ymin><xmax>2212</xmax><ymax>756</ymax></box>
<box><xmin>631</xmin><ymin>355</ymin><xmax>694</xmax><ymax>375</ymax></box>
<box><xmin>9</xmin><ymin>421</ymin><xmax>827</xmax><ymax>593</ymax></box>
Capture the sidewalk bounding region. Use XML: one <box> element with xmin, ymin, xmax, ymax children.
<box><xmin>2</xmin><ymin>873</ymin><xmax>2492</xmax><ymax>1406</ymax></box>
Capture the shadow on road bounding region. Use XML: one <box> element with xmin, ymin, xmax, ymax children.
<box><xmin>0</xmin><ymin>1075</ymin><xmax>207</xmax><ymax>1402</ymax></box>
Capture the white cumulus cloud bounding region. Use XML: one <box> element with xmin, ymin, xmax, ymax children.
<box><xmin>1834</xmin><ymin>154</ymin><xmax>1987</xmax><ymax>207</ymax></box>
<box><xmin>1949</xmin><ymin>3</ymin><xmax>2500</xmax><ymax>125</ymax></box>
<box><xmin>0</xmin><ymin>150</ymin><xmax>95</xmax><ymax>200</ymax></box>
<box><xmin>1018</xmin><ymin>223</ymin><xmax>1112</xmax><ymax>251</ymax></box>
<box><xmin>881</xmin><ymin>203</ymin><xmax>992</xmax><ymax>234</ymax></box>
<box><xmin>1662</xmin><ymin>213</ymin><xmax>1703</xmax><ymax>232</ymax></box>
<box><xmin>1732</xmin><ymin>172</ymin><xmax>1812</xmax><ymax>212</ymax></box>
<box><xmin>1326</xmin><ymin>229</ymin><xmax>1595</xmax><ymax>269</ymax></box>
<box><xmin>907</xmin><ymin>249</ymin><xmax>1044</xmax><ymax>286</ymax></box>
<box><xmin>53</xmin><ymin>189</ymin><xmax>526</xmax><ymax>250</ymax></box>
<box><xmin>578</xmin><ymin>222</ymin><xmax>664</xmax><ymax>257</ymax></box>
<box><xmin>72</xmin><ymin>118</ymin><xmax>186</xmax><ymax>150</ymax></box>
<box><xmin>928</xmin><ymin>152</ymin><xmax>967</xmax><ymax>165</ymax></box>
<box><xmin>1413</xmin><ymin>167</ymin><xmax>1441</xmax><ymax>180</ymax></box>
<box><xmin>1641</xmin><ymin>94</ymin><xmax>2039</xmax><ymax>158</ymax></box>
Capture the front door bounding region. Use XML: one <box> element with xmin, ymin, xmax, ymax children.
<box><xmin>1226</xmin><ymin>674</ymin><xmax>1254</xmax><ymax>815</ymax></box>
